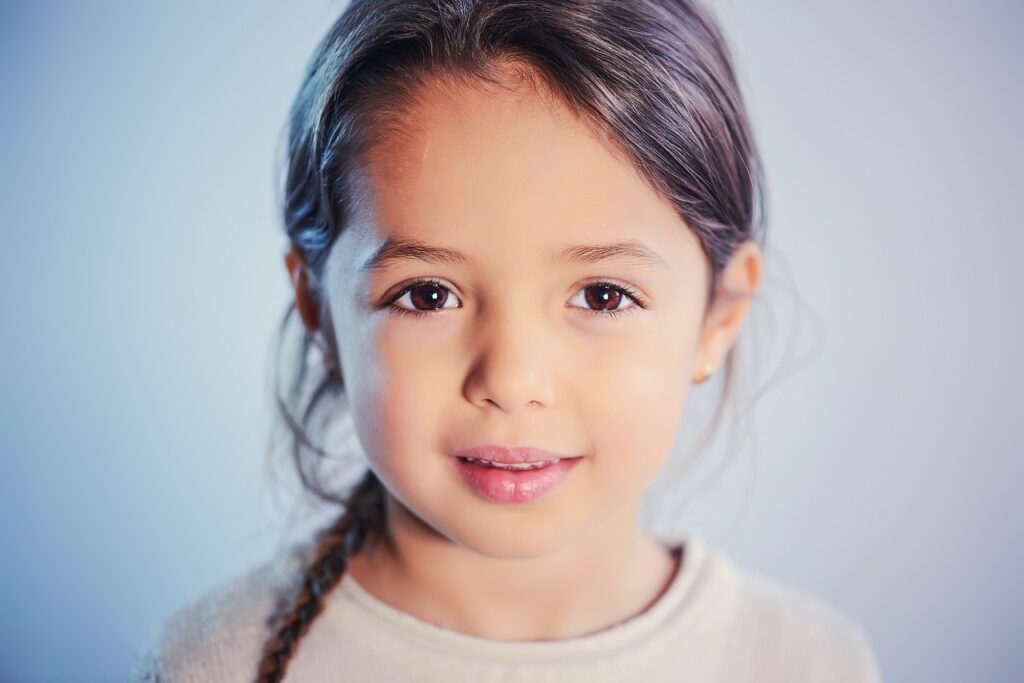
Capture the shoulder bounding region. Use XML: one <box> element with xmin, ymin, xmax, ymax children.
<box><xmin>711</xmin><ymin>553</ymin><xmax>883</xmax><ymax>682</ymax></box>
<box><xmin>134</xmin><ymin>543</ymin><xmax>313</xmax><ymax>683</ymax></box>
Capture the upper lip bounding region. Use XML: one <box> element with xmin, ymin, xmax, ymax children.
<box><xmin>454</xmin><ymin>444</ymin><xmax>578</xmax><ymax>464</ymax></box>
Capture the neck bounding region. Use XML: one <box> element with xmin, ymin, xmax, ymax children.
<box><xmin>347</xmin><ymin>493</ymin><xmax>680</xmax><ymax>641</ymax></box>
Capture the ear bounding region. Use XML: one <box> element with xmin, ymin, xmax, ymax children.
<box><xmin>284</xmin><ymin>244</ymin><xmax>322</xmax><ymax>335</ymax></box>
<box><xmin>692</xmin><ymin>239</ymin><xmax>762</xmax><ymax>382</ymax></box>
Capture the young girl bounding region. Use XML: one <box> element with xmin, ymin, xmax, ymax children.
<box><xmin>141</xmin><ymin>0</ymin><xmax>883</xmax><ymax>680</ymax></box>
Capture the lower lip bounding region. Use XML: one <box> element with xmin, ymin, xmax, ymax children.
<box><xmin>452</xmin><ymin>456</ymin><xmax>583</xmax><ymax>503</ymax></box>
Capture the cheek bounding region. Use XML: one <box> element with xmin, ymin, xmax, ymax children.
<box><xmin>581</xmin><ymin>327</ymin><xmax>693</xmax><ymax>495</ymax></box>
<box><xmin>342</xmin><ymin>324</ymin><xmax>456</xmax><ymax>493</ymax></box>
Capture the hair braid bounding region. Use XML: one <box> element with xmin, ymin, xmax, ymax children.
<box><xmin>255</xmin><ymin>469</ymin><xmax>386</xmax><ymax>682</ymax></box>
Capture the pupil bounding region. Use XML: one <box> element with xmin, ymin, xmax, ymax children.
<box><xmin>408</xmin><ymin>284</ymin><xmax>620</xmax><ymax>312</ymax></box>
<box><xmin>585</xmin><ymin>285</ymin><xmax>620</xmax><ymax>311</ymax></box>
<box><xmin>410</xmin><ymin>283</ymin><xmax>446</xmax><ymax>310</ymax></box>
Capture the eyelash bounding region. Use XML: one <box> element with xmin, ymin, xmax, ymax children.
<box><xmin>385</xmin><ymin>278</ymin><xmax>649</xmax><ymax>320</ymax></box>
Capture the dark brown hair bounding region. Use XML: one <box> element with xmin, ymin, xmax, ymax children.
<box><xmin>257</xmin><ymin>0</ymin><xmax>766</xmax><ymax>679</ymax></box>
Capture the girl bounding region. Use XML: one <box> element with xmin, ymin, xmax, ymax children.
<box><xmin>142</xmin><ymin>0</ymin><xmax>883</xmax><ymax>680</ymax></box>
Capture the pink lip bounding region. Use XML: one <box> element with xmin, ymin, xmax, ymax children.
<box><xmin>452</xmin><ymin>455</ymin><xmax>583</xmax><ymax>503</ymax></box>
<box><xmin>454</xmin><ymin>444</ymin><xmax>576</xmax><ymax>464</ymax></box>
<box><xmin>451</xmin><ymin>444</ymin><xmax>584</xmax><ymax>504</ymax></box>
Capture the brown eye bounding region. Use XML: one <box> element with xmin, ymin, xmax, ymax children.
<box><xmin>408</xmin><ymin>282</ymin><xmax>448</xmax><ymax>310</ymax></box>
<box><xmin>390</xmin><ymin>280</ymin><xmax>461</xmax><ymax>316</ymax></box>
<box><xmin>568</xmin><ymin>281</ymin><xmax>644</xmax><ymax>318</ymax></box>
<box><xmin>387</xmin><ymin>278</ymin><xmax>645</xmax><ymax>320</ymax></box>
<box><xmin>583</xmin><ymin>283</ymin><xmax>623</xmax><ymax>311</ymax></box>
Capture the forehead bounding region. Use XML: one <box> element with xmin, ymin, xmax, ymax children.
<box><xmin>345</xmin><ymin>75</ymin><xmax>698</xmax><ymax>273</ymax></box>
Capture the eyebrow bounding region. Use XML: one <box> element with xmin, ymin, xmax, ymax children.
<box><xmin>359</xmin><ymin>236</ymin><xmax>669</xmax><ymax>272</ymax></box>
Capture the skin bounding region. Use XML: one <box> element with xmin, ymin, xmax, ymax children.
<box><xmin>284</xmin><ymin>71</ymin><xmax>762</xmax><ymax>641</ymax></box>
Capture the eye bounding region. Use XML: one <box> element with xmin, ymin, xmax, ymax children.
<box><xmin>384</xmin><ymin>278</ymin><xmax>648</xmax><ymax>319</ymax></box>
<box><xmin>567</xmin><ymin>280</ymin><xmax>648</xmax><ymax>319</ymax></box>
<box><xmin>387</xmin><ymin>278</ymin><xmax>462</xmax><ymax>319</ymax></box>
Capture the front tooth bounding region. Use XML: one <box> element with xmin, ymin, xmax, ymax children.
<box><xmin>463</xmin><ymin>457</ymin><xmax>560</xmax><ymax>470</ymax></box>
<box><xmin>498</xmin><ymin>460</ymin><xmax>554</xmax><ymax>470</ymax></box>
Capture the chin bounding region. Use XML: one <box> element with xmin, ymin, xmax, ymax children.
<box><xmin>454</xmin><ymin>531</ymin><xmax>568</xmax><ymax>560</ymax></box>
<box><xmin>436</xmin><ymin>504</ymin><xmax>594</xmax><ymax>560</ymax></box>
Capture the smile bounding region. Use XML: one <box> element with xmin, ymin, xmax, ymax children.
<box><xmin>457</xmin><ymin>456</ymin><xmax>561</xmax><ymax>470</ymax></box>
<box><xmin>452</xmin><ymin>456</ymin><xmax>583</xmax><ymax>503</ymax></box>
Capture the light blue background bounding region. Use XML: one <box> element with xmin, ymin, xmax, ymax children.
<box><xmin>1</xmin><ymin>1</ymin><xmax>1021</xmax><ymax>681</ymax></box>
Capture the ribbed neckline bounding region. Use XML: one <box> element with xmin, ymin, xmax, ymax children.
<box><xmin>326</xmin><ymin>534</ymin><xmax>714</xmax><ymax>663</ymax></box>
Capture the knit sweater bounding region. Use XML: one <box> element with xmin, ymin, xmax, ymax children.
<box><xmin>136</xmin><ymin>535</ymin><xmax>883</xmax><ymax>682</ymax></box>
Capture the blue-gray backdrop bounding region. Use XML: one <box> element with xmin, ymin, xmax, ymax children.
<box><xmin>1</xmin><ymin>1</ymin><xmax>1021</xmax><ymax>681</ymax></box>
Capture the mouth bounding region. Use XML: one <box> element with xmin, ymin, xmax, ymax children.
<box><xmin>453</xmin><ymin>444</ymin><xmax>578</xmax><ymax>466</ymax></box>
<box><xmin>455</xmin><ymin>456</ymin><xmax>568</xmax><ymax>471</ymax></box>
<box><xmin>451</xmin><ymin>454</ymin><xmax>584</xmax><ymax>503</ymax></box>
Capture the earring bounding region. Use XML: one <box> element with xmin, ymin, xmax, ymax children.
<box><xmin>697</xmin><ymin>361</ymin><xmax>714</xmax><ymax>384</ymax></box>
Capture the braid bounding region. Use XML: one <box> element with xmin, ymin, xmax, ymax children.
<box><xmin>255</xmin><ymin>469</ymin><xmax>386</xmax><ymax>682</ymax></box>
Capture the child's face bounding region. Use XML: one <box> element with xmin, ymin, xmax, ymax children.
<box><xmin>320</xmin><ymin>75</ymin><xmax>719</xmax><ymax>557</ymax></box>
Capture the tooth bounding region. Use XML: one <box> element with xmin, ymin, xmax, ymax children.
<box><xmin>462</xmin><ymin>457</ymin><xmax>560</xmax><ymax>470</ymax></box>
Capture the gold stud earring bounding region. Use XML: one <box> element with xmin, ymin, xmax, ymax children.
<box><xmin>696</xmin><ymin>361</ymin><xmax>713</xmax><ymax>384</ymax></box>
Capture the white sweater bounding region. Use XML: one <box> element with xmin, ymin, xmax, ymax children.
<box><xmin>137</xmin><ymin>535</ymin><xmax>883</xmax><ymax>682</ymax></box>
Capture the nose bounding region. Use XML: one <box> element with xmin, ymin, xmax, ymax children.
<box><xmin>464</xmin><ymin>304</ymin><xmax>558</xmax><ymax>413</ymax></box>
